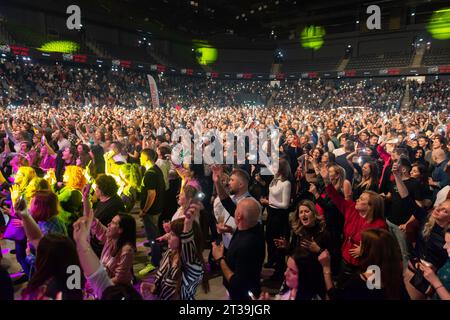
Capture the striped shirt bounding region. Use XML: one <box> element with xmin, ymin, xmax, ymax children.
<box><xmin>154</xmin><ymin>229</ymin><xmax>203</xmax><ymax>300</ymax></box>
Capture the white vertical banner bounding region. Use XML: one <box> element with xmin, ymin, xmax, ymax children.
<box><xmin>147</xmin><ymin>74</ymin><xmax>160</xmax><ymax>108</ymax></box>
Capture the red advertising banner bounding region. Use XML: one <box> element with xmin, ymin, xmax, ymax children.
<box><xmin>345</xmin><ymin>69</ymin><xmax>356</xmax><ymax>77</ymax></box>
<box><xmin>73</xmin><ymin>54</ymin><xmax>88</xmax><ymax>63</ymax></box>
<box><xmin>438</xmin><ymin>66</ymin><xmax>450</xmax><ymax>73</ymax></box>
<box><xmin>388</xmin><ymin>68</ymin><xmax>400</xmax><ymax>75</ymax></box>
<box><xmin>120</xmin><ymin>60</ymin><xmax>131</xmax><ymax>68</ymax></box>
<box><xmin>10</xmin><ymin>45</ymin><xmax>29</xmax><ymax>56</ymax></box>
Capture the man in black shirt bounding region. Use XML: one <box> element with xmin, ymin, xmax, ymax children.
<box><xmin>385</xmin><ymin>158</ymin><xmax>427</xmax><ymax>226</ymax></box>
<box><xmin>212</xmin><ymin>198</ymin><xmax>265</xmax><ymax>300</ymax></box>
<box><xmin>91</xmin><ymin>174</ymin><xmax>125</xmax><ymax>256</ymax></box>
<box><xmin>385</xmin><ymin>158</ymin><xmax>428</xmax><ymax>266</ymax></box>
<box><xmin>138</xmin><ymin>148</ymin><xmax>166</xmax><ymax>276</ymax></box>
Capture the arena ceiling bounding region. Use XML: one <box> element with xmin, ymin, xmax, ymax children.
<box><xmin>3</xmin><ymin>0</ymin><xmax>450</xmax><ymax>41</ymax></box>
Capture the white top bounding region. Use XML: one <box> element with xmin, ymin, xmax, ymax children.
<box><xmin>171</xmin><ymin>206</ymin><xmax>200</xmax><ymax>224</ymax></box>
<box><xmin>87</xmin><ymin>265</ymin><xmax>114</xmax><ymax>299</ymax></box>
<box><xmin>269</xmin><ymin>179</ymin><xmax>291</xmax><ymax>209</ymax></box>
<box><xmin>434</xmin><ymin>185</ymin><xmax>450</xmax><ymax>208</ymax></box>
<box><xmin>113</xmin><ymin>153</ymin><xmax>127</xmax><ymax>163</ymax></box>
<box><xmin>57</xmin><ymin>138</ymin><xmax>71</xmax><ymax>151</ymax></box>
<box><xmin>333</xmin><ymin>148</ymin><xmax>346</xmax><ymax>157</ymax></box>
<box><xmin>156</xmin><ymin>159</ymin><xmax>170</xmax><ymax>190</ymax></box>
<box><xmin>213</xmin><ymin>197</ymin><xmax>236</xmax><ymax>249</ymax></box>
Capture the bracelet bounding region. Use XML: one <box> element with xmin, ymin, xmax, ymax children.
<box><xmin>215</xmin><ymin>256</ymin><xmax>225</xmax><ymax>263</ymax></box>
<box><xmin>434</xmin><ymin>284</ymin><xmax>444</xmax><ymax>290</ymax></box>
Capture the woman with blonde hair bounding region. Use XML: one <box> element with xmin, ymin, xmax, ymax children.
<box><xmin>56</xmin><ymin>165</ymin><xmax>87</xmax><ymax>236</ymax></box>
<box><xmin>274</xmin><ymin>200</ymin><xmax>332</xmax><ymax>299</ymax></box>
<box><xmin>327</xmin><ymin>164</ymin><xmax>352</xmax><ymax>200</ymax></box>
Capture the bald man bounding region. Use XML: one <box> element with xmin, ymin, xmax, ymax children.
<box><xmin>212</xmin><ymin>198</ymin><xmax>265</xmax><ymax>300</ymax></box>
<box><xmin>430</xmin><ymin>149</ymin><xmax>449</xmax><ymax>196</ymax></box>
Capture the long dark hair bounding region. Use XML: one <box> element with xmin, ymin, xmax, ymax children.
<box><xmin>23</xmin><ymin>234</ymin><xmax>84</xmax><ymax>300</ymax></box>
<box><xmin>272</xmin><ymin>158</ymin><xmax>293</xmax><ymax>183</ymax></box>
<box><xmin>291</xmin><ymin>249</ymin><xmax>326</xmax><ymax>300</ymax></box>
<box><xmin>170</xmin><ymin>218</ymin><xmax>210</xmax><ymax>293</ymax></box>
<box><xmin>359</xmin><ymin>229</ymin><xmax>403</xmax><ymax>300</ymax></box>
<box><xmin>357</xmin><ymin>161</ymin><xmax>379</xmax><ymax>189</ymax></box>
<box><xmin>112</xmin><ymin>213</ymin><xmax>137</xmax><ymax>257</ymax></box>
<box><xmin>411</xmin><ymin>162</ymin><xmax>428</xmax><ymax>186</ymax></box>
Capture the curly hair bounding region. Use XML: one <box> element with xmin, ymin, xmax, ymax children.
<box><xmin>95</xmin><ymin>174</ymin><xmax>119</xmax><ymax>197</ymax></box>
<box><xmin>63</xmin><ymin>165</ymin><xmax>87</xmax><ymax>191</ymax></box>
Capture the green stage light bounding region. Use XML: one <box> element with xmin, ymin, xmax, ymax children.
<box><xmin>427</xmin><ymin>8</ymin><xmax>450</xmax><ymax>40</ymax></box>
<box><xmin>38</xmin><ymin>41</ymin><xmax>80</xmax><ymax>53</ymax></box>
<box><xmin>301</xmin><ymin>25</ymin><xmax>325</xmax><ymax>50</ymax></box>
<box><xmin>192</xmin><ymin>41</ymin><xmax>218</xmax><ymax>65</ymax></box>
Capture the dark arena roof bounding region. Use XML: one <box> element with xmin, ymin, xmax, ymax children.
<box><xmin>0</xmin><ymin>0</ymin><xmax>449</xmax><ymax>75</ymax></box>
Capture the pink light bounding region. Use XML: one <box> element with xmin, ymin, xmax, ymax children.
<box><xmin>1</xmin><ymin>248</ymin><xmax>9</xmax><ymax>255</ymax></box>
<box><xmin>9</xmin><ymin>272</ymin><xmax>24</xmax><ymax>279</ymax></box>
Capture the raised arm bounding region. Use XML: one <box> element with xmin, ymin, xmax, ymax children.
<box><xmin>393</xmin><ymin>162</ymin><xmax>427</xmax><ymax>222</ymax></box>
<box><xmin>376</xmin><ymin>143</ymin><xmax>391</xmax><ymax>163</ymax></box>
<box><xmin>319</xmin><ymin>166</ymin><xmax>347</xmax><ymax>216</ymax></box>
<box><xmin>73</xmin><ymin>217</ymin><xmax>100</xmax><ymax>277</ymax></box>
<box><xmin>14</xmin><ymin>202</ymin><xmax>43</xmax><ymax>250</ymax></box>
<box><xmin>75</xmin><ymin>125</ymin><xmax>89</xmax><ymax>145</ymax></box>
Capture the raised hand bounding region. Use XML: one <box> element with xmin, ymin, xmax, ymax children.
<box><xmin>211</xmin><ymin>164</ymin><xmax>223</xmax><ymax>183</ymax></box>
<box><xmin>10</xmin><ymin>184</ymin><xmax>21</xmax><ymax>204</ymax></box>
<box><xmin>82</xmin><ymin>183</ymin><xmax>91</xmax><ymax>200</ymax></box>
<box><xmin>418</xmin><ymin>262</ymin><xmax>439</xmax><ymax>286</ymax></box>
<box><xmin>73</xmin><ymin>217</ymin><xmax>91</xmax><ymax>243</ymax></box>
<box><xmin>318</xmin><ymin>249</ymin><xmax>331</xmax><ymax>269</ymax></box>
<box><xmin>392</xmin><ymin>161</ymin><xmax>400</xmax><ymax>177</ymax></box>
<box><xmin>211</xmin><ymin>241</ymin><xmax>225</xmax><ymax>261</ymax></box>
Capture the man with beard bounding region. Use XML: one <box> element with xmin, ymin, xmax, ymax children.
<box><xmin>212</xmin><ymin>166</ymin><xmax>256</xmax><ymax>219</ymax></box>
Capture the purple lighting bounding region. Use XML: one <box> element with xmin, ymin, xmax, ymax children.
<box><xmin>9</xmin><ymin>271</ymin><xmax>24</xmax><ymax>279</ymax></box>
